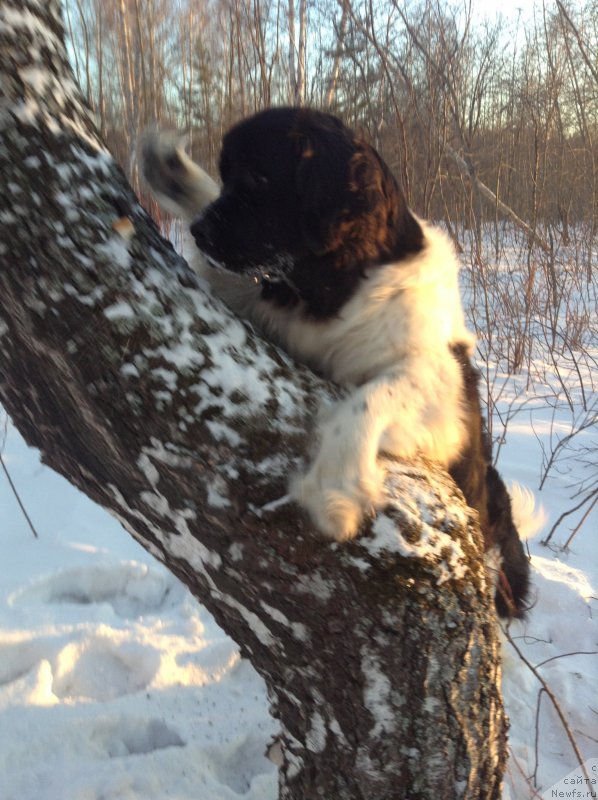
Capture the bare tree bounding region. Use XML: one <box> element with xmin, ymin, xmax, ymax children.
<box><xmin>288</xmin><ymin>0</ymin><xmax>307</xmax><ymax>103</ymax></box>
<box><xmin>0</xmin><ymin>1</ymin><xmax>508</xmax><ymax>797</ymax></box>
<box><xmin>324</xmin><ymin>0</ymin><xmax>349</xmax><ymax>106</ymax></box>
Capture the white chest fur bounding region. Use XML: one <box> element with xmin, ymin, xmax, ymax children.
<box><xmin>190</xmin><ymin>221</ymin><xmax>474</xmax><ymax>386</ymax></box>
<box><xmin>187</xmin><ymin>222</ymin><xmax>475</xmax><ymax>540</ymax></box>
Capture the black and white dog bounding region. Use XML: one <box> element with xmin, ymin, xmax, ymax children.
<box><xmin>142</xmin><ymin>107</ymin><xmax>541</xmax><ymax>617</ymax></box>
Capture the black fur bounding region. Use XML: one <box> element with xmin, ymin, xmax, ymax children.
<box><xmin>450</xmin><ymin>344</ymin><xmax>530</xmax><ymax>617</ymax></box>
<box><xmin>191</xmin><ymin>107</ymin><xmax>424</xmax><ymax>319</ymax></box>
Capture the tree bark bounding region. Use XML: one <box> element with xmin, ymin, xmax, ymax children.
<box><xmin>0</xmin><ymin>1</ymin><xmax>507</xmax><ymax>797</ymax></box>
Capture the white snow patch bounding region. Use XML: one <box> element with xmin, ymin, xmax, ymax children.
<box><xmin>206</xmin><ymin>481</ymin><xmax>230</xmax><ymax>509</ymax></box>
<box><xmin>361</xmin><ymin>649</ymin><xmax>397</xmax><ymax>736</ymax></box>
<box><xmin>205</xmin><ymin>420</ymin><xmax>242</xmax><ymax>446</ymax></box>
<box><xmin>220</xmin><ymin>595</ymin><xmax>275</xmax><ymax>648</ymax></box>
<box><xmin>260</xmin><ymin>602</ymin><xmax>308</xmax><ymax>642</ymax></box>
<box><xmin>137</xmin><ymin>453</ymin><xmax>160</xmax><ymax>488</ymax></box>
<box><xmin>104</xmin><ymin>301</ymin><xmax>136</xmax><ymax>321</ymax></box>
<box><xmin>121</xmin><ymin>363</ymin><xmax>139</xmax><ymax>378</ymax></box>
<box><xmin>98</xmin><ymin>236</ymin><xmax>131</xmax><ymax>270</ymax></box>
<box><xmin>109</xmin><ymin>483</ymin><xmax>220</xmax><ymax>571</ymax></box>
<box><xmin>151</xmin><ymin>367</ymin><xmax>178</xmax><ymax>390</ymax></box>
<box><xmin>18</xmin><ymin>66</ymin><xmax>51</xmax><ymax>94</ymax></box>
<box><xmin>154</xmin><ymin>342</ymin><xmax>205</xmax><ymax>370</ymax></box>
<box><xmin>305</xmin><ymin>710</ymin><xmax>327</xmax><ymax>753</ymax></box>
<box><xmin>368</xmin><ymin>512</ymin><xmax>468</xmax><ymax>584</ymax></box>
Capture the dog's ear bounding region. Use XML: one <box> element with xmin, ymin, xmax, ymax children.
<box><xmin>295</xmin><ymin>114</ymin><xmax>421</xmax><ymax>265</ymax></box>
<box><xmin>294</xmin><ymin>114</ymin><xmax>355</xmax><ymax>255</ymax></box>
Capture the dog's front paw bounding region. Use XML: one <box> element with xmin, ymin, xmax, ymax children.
<box><xmin>290</xmin><ymin>463</ymin><xmax>383</xmax><ymax>542</ymax></box>
<box><xmin>140</xmin><ymin>130</ymin><xmax>219</xmax><ymax>219</ymax></box>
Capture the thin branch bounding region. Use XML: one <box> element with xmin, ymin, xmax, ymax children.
<box><xmin>532</xmin><ymin>687</ymin><xmax>545</xmax><ymax>787</ymax></box>
<box><xmin>542</xmin><ymin>488</ymin><xmax>598</xmax><ymax>546</ymax></box>
<box><xmin>562</xmin><ymin>493</ymin><xmax>598</xmax><ymax>550</ymax></box>
<box><xmin>555</xmin><ymin>0</ymin><xmax>598</xmax><ymax>85</ymax></box>
<box><xmin>502</xmin><ymin>625</ymin><xmax>590</xmax><ymax>785</ymax></box>
<box><xmin>536</xmin><ymin>650</ymin><xmax>598</xmax><ymax>670</ymax></box>
<box><xmin>507</xmin><ymin>748</ymin><xmax>546</xmax><ymax>800</ymax></box>
<box><xmin>0</xmin><ymin>452</ymin><xmax>40</xmax><ymax>539</ymax></box>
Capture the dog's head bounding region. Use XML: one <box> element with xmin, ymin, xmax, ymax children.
<box><xmin>191</xmin><ymin>108</ymin><xmax>423</xmax><ymax>308</ymax></box>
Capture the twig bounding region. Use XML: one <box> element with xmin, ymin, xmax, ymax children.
<box><xmin>511</xmin><ymin>634</ymin><xmax>553</xmax><ymax>645</ymax></box>
<box><xmin>536</xmin><ymin>650</ymin><xmax>598</xmax><ymax>669</ymax></box>
<box><xmin>502</xmin><ymin>625</ymin><xmax>590</xmax><ymax>785</ymax></box>
<box><xmin>1</xmin><ymin>413</ymin><xmax>7</xmax><ymax>451</ymax></box>
<box><xmin>542</xmin><ymin>488</ymin><xmax>598</xmax><ymax>546</ymax></box>
<box><xmin>532</xmin><ymin>688</ymin><xmax>545</xmax><ymax>787</ymax></box>
<box><xmin>0</xmin><ymin>452</ymin><xmax>40</xmax><ymax>539</ymax></box>
<box><xmin>507</xmin><ymin>748</ymin><xmax>545</xmax><ymax>800</ymax></box>
<box><xmin>562</xmin><ymin>493</ymin><xmax>598</xmax><ymax>550</ymax></box>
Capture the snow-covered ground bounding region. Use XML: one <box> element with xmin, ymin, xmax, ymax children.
<box><xmin>490</xmin><ymin>370</ymin><xmax>598</xmax><ymax>799</ymax></box>
<box><xmin>0</xmin><ymin>418</ymin><xmax>278</xmax><ymax>800</ymax></box>
<box><xmin>1</xmin><ymin>257</ymin><xmax>597</xmax><ymax>799</ymax></box>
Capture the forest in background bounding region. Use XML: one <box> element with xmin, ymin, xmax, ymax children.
<box><xmin>64</xmin><ymin>0</ymin><xmax>596</xmax><ymax>241</ymax></box>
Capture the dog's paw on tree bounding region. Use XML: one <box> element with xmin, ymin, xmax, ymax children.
<box><xmin>0</xmin><ymin>1</ymin><xmax>507</xmax><ymax>798</ymax></box>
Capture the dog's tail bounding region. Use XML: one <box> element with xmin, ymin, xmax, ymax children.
<box><xmin>486</xmin><ymin>466</ymin><xmax>547</xmax><ymax>618</ymax></box>
<box><xmin>140</xmin><ymin>130</ymin><xmax>219</xmax><ymax>221</ymax></box>
<box><xmin>508</xmin><ymin>482</ymin><xmax>547</xmax><ymax>541</ymax></box>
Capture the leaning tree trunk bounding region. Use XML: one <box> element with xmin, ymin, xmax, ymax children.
<box><xmin>0</xmin><ymin>2</ymin><xmax>507</xmax><ymax>797</ymax></box>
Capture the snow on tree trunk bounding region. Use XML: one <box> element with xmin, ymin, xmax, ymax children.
<box><xmin>0</xmin><ymin>1</ymin><xmax>507</xmax><ymax>797</ymax></box>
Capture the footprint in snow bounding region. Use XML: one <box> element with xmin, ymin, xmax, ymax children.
<box><xmin>205</xmin><ymin>732</ymin><xmax>274</xmax><ymax>794</ymax></box>
<box><xmin>0</xmin><ymin>634</ymin><xmax>160</xmax><ymax>700</ymax></box>
<box><xmin>90</xmin><ymin>717</ymin><xmax>185</xmax><ymax>758</ymax></box>
<box><xmin>52</xmin><ymin>636</ymin><xmax>161</xmax><ymax>701</ymax></box>
<box><xmin>8</xmin><ymin>562</ymin><xmax>183</xmax><ymax>619</ymax></box>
